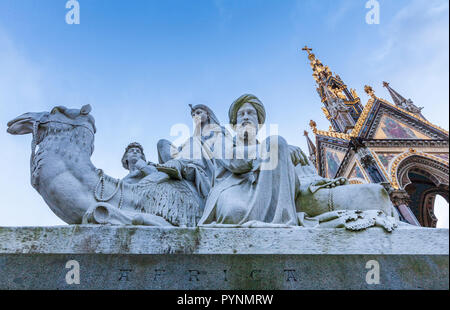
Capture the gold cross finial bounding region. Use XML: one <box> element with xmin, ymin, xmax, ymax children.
<box><xmin>302</xmin><ymin>45</ymin><xmax>313</xmax><ymax>55</ymax></box>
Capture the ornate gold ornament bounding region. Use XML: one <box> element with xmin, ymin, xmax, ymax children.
<box><xmin>364</xmin><ymin>85</ymin><xmax>377</xmax><ymax>99</ymax></box>
<box><xmin>322</xmin><ymin>107</ymin><xmax>331</xmax><ymax>120</ymax></box>
<box><xmin>349</xmin><ymin>98</ymin><xmax>375</xmax><ymax>138</ymax></box>
<box><xmin>309</xmin><ymin>120</ymin><xmax>318</xmax><ymax>133</ymax></box>
<box><xmin>350</xmin><ymin>88</ymin><xmax>359</xmax><ymax>99</ymax></box>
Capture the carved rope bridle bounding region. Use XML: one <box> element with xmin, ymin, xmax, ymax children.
<box><xmin>30</xmin><ymin>116</ymin><xmax>96</xmax><ymax>187</ymax></box>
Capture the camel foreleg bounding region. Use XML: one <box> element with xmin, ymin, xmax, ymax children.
<box><xmin>82</xmin><ymin>203</ymin><xmax>173</xmax><ymax>226</ymax></box>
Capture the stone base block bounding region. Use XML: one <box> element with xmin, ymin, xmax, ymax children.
<box><xmin>0</xmin><ymin>226</ymin><xmax>448</xmax><ymax>290</ymax></box>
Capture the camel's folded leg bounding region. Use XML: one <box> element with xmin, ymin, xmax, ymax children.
<box><xmin>82</xmin><ymin>203</ymin><xmax>173</xmax><ymax>226</ymax></box>
<box><xmin>131</xmin><ymin>213</ymin><xmax>173</xmax><ymax>226</ymax></box>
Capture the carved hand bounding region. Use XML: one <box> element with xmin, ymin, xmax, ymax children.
<box><xmin>135</xmin><ymin>158</ymin><xmax>148</xmax><ymax>170</ymax></box>
<box><xmin>311</xmin><ymin>177</ymin><xmax>348</xmax><ymax>189</ymax></box>
<box><xmin>288</xmin><ymin>145</ymin><xmax>309</xmax><ymax>167</ymax></box>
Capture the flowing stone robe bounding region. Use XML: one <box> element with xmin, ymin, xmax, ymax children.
<box><xmin>159</xmin><ymin>123</ymin><xmax>234</xmax><ymax>202</ymax></box>
<box><xmin>198</xmin><ymin>136</ymin><xmax>300</xmax><ymax>227</ymax></box>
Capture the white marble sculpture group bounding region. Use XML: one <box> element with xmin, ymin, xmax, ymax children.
<box><xmin>7</xmin><ymin>94</ymin><xmax>400</xmax><ymax>231</ymax></box>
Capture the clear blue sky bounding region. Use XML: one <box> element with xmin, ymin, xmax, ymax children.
<box><xmin>0</xmin><ymin>0</ymin><xmax>448</xmax><ymax>226</ymax></box>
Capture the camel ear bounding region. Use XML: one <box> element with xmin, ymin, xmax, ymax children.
<box><xmin>80</xmin><ymin>104</ymin><xmax>92</xmax><ymax>115</ymax></box>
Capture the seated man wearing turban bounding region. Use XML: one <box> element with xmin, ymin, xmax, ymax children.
<box><xmin>198</xmin><ymin>94</ymin><xmax>308</xmax><ymax>227</ymax></box>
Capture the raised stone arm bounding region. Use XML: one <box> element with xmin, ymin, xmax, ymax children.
<box><xmin>157</xmin><ymin>139</ymin><xmax>180</xmax><ymax>164</ymax></box>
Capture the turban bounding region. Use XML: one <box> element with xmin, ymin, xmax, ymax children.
<box><xmin>228</xmin><ymin>94</ymin><xmax>266</xmax><ymax>125</ymax></box>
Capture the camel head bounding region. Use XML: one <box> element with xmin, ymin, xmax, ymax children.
<box><xmin>7</xmin><ymin>104</ymin><xmax>96</xmax><ymax>139</ymax></box>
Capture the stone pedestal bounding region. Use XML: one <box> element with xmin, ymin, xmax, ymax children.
<box><xmin>0</xmin><ymin>226</ymin><xmax>448</xmax><ymax>290</ymax></box>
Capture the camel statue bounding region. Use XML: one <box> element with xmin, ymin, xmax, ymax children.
<box><xmin>7</xmin><ymin>105</ymin><xmax>203</xmax><ymax>227</ymax></box>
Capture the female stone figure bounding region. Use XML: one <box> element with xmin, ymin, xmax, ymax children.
<box><xmin>157</xmin><ymin>104</ymin><xmax>233</xmax><ymax>202</ymax></box>
<box><xmin>158</xmin><ymin>104</ymin><xmax>231</xmax><ymax>163</ymax></box>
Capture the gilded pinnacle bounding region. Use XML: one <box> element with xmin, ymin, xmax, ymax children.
<box><xmin>364</xmin><ymin>85</ymin><xmax>377</xmax><ymax>99</ymax></box>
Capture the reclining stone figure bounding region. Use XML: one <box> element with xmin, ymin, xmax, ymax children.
<box><xmin>295</xmin><ymin>163</ymin><xmax>399</xmax><ymax>231</ymax></box>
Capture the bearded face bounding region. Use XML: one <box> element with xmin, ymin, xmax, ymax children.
<box><xmin>236</xmin><ymin>102</ymin><xmax>259</xmax><ymax>143</ymax></box>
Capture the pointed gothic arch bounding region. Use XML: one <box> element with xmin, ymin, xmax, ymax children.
<box><xmin>393</xmin><ymin>153</ymin><xmax>449</xmax><ymax>227</ymax></box>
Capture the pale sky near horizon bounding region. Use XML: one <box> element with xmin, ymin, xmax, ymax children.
<box><xmin>0</xmin><ymin>0</ymin><xmax>448</xmax><ymax>227</ymax></box>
